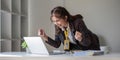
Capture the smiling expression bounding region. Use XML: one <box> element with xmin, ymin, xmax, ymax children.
<box><xmin>51</xmin><ymin>14</ymin><xmax>68</xmax><ymax>29</ymax></box>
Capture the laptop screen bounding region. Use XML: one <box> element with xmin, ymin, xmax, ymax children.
<box><xmin>23</xmin><ymin>37</ymin><xmax>49</xmax><ymax>55</ymax></box>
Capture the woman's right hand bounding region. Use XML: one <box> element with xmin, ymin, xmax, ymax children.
<box><xmin>38</xmin><ymin>29</ymin><xmax>48</xmax><ymax>41</ymax></box>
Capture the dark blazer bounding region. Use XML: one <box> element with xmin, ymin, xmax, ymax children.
<box><xmin>46</xmin><ymin>15</ymin><xmax>100</xmax><ymax>50</ymax></box>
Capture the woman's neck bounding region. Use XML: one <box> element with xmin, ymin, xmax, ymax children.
<box><xmin>61</xmin><ymin>22</ymin><xmax>69</xmax><ymax>31</ymax></box>
<box><xmin>64</xmin><ymin>22</ymin><xmax>69</xmax><ymax>28</ymax></box>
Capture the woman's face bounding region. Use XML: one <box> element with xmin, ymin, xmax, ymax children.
<box><xmin>51</xmin><ymin>15</ymin><xmax>68</xmax><ymax>29</ymax></box>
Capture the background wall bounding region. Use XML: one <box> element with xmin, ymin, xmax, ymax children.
<box><xmin>28</xmin><ymin>0</ymin><xmax>120</xmax><ymax>52</ymax></box>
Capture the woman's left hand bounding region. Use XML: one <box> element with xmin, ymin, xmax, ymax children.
<box><xmin>75</xmin><ymin>31</ymin><xmax>82</xmax><ymax>42</ymax></box>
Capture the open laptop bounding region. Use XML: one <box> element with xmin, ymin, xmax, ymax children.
<box><xmin>23</xmin><ymin>37</ymin><xmax>65</xmax><ymax>55</ymax></box>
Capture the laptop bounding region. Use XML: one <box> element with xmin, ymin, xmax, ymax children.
<box><xmin>23</xmin><ymin>37</ymin><xmax>65</xmax><ymax>55</ymax></box>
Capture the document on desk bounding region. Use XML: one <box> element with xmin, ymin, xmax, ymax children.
<box><xmin>72</xmin><ymin>50</ymin><xmax>104</xmax><ymax>56</ymax></box>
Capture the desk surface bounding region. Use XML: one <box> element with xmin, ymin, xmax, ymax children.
<box><xmin>0</xmin><ymin>52</ymin><xmax>120</xmax><ymax>60</ymax></box>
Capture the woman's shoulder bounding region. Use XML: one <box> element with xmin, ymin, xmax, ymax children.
<box><xmin>71</xmin><ymin>14</ymin><xmax>84</xmax><ymax>23</ymax></box>
<box><xmin>72</xmin><ymin>14</ymin><xmax>83</xmax><ymax>20</ymax></box>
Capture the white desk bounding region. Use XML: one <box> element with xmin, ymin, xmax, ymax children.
<box><xmin>0</xmin><ymin>52</ymin><xmax>120</xmax><ymax>60</ymax></box>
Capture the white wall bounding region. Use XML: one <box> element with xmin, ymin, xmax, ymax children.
<box><xmin>28</xmin><ymin>0</ymin><xmax>64</xmax><ymax>37</ymax></box>
<box><xmin>29</xmin><ymin>0</ymin><xmax>120</xmax><ymax>52</ymax></box>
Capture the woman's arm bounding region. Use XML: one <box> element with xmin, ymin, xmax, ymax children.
<box><xmin>38</xmin><ymin>29</ymin><xmax>61</xmax><ymax>48</ymax></box>
<box><xmin>46</xmin><ymin>35</ymin><xmax>61</xmax><ymax>48</ymax></box>
<box><xmin>74</xmin><ymin>18</ymin><xmax>91</xmax><ymax>47</ymax></box>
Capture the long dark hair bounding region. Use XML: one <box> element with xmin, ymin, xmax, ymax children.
<box><xmin>51</xmin><ymin>6</ymin><xmax>71</xmax><ymax>21</ymax></box>
<box><xmin>50</xmin><ymin>6</ymin><xmax>83</xmax><ymax>35</ymax></box>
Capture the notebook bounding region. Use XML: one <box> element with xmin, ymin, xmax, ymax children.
<box><xmin>23</xmin><ymin>37</ymin><xmax>65</xmax><ymax>55</ymax></box>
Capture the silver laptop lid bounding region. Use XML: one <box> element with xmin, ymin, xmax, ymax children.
<box><xmin>23</xmin><ymin>37</ymin><xmax>49</xmax><ymax>55</ymax></box>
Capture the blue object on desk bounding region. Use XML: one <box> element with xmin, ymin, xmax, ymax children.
<box><xmin>73</xmin><ymin>50</ymin><xmax>104</xmax><ymax>56</ymax></box>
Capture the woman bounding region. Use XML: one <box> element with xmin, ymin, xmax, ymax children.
<box><xmin>38</xmin><ymin>6</ymin><xmax>100</xmax><ymax>51</ymax></box>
